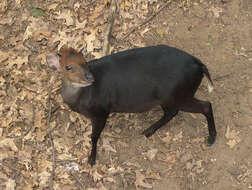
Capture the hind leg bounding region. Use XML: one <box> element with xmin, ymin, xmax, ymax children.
<box><xmin>142</xmin><ymin>106</ymin><xmax>178</xmax><ymax>137</ymax></box>
<box><xmin>179</xmin><ymin>98</ymin><xmax>217</xmax><ymax>146</ymax></box>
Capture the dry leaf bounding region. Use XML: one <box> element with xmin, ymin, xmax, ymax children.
<box><xmin>0</xmin><ymin>151</ymin><xmax>10</xmax><ymax>161</ymax></box>
<box><xmin>144</xmin><ymin>148</ymin><xmax>158</xmax><ymax>161</ymax></box>
<box><xmin>75</xmin><ymin>19</ymin><xmax>87</xmax><ymax>30</ymax></box>
<box><xmin>92</xmin><ymin>170</ymin><xmax>103</xmax><ymax>182</ymax></box>
<box><xmin>69</xmin><ymin>113</ymin><xmax>78</xmax><ymax>123</ymax></box>
<box><xmin>38</xmin><ymin>171</ymin><xmax>50</xmax><ymax>186</ymax></box>
<box><xmin>225</xmin><ymin>125</ymin><xmax>240</xmax><ymax>148</ymax></box>
<box><xmin>58</xmin><ymin>153</ymin><xmax>75</xmax><ymax>161</ymax></box>
<box><xmin>33</xmin><ymin>29</ymin><xmax>51</xmax><ymax>41</ymax></box>
<box><xmin>89</xmin><ymin>4</ymin><xmax>105</xmax><ymax>22</ymax></box>
<box><xmin>149</xmin><ymin>0</ymin><xmax>158</xmax><ymax>4</ymax></box>
<box><xmin>124</xmin><ymin>0</ymin><xmax>132</xmax><ymax>8</ymax></box>
<box><xmin>135</xmin><ymin>170</ymin><xmax>152</xmax><ymax>189</ymax></box>
<box><xmin>140</xmin><ymin>28</ymin><xmax>150</xmax><ymax>36</ymax></box>
<box><xmin>0</xmin><ymin>17</ymin><xmax>12</xmax><ymax>25</ymax></box>
<box><xmin>161</xmin><ymin>132</ymin><xmax>172</xmax><ymax>143</ymax></box>
<box><xmin>226</xmin><ymin>139</ymin><xmax>239</xmax><ymax>149</ymax></box>
<box><xmin>23</xmin><ymin>17</ymin><xmax>51</xmax><ymax>41</ymax></box>
<box><xmin>190</xmin><ymin>113</ymin><xmax>197</xmax><ymax>119</ymax></box>
<box><xmin>225</xmin><ymin>125</ymin><xmax>239</xmax><ymax>139</ymax></box>
<box><xmin>164</xmin><ymin>154</ymin><xmax>176</xmax><ymax>164</ymax></box>
<box><xmin>192</xmin><ymin>137</ymin><xmax>204</xmax><ymax>143</ymax></box>
<box><xmin>56</xmin><ymin>9</ymin><xmax>74</xmax><ymax>26</ymax></box>
<box><xmin>104</xmin><ymin>177</ymin><xmax>115</xmax><ymax>183</ymax></box>
<box><xmin>64</xmin><ymin>163</ymin><xmax>79</xmax><ymax>171</ymax></box>
<box><xmin>60</xmin><ymin>184</ymin><xmax>77</xmax><ymax>190</ymax></box>
<box><xmin>102</xmin><ymin>138</ymin><xmax>116</xmax><ymax>153</ymax></box>
<box><xmin>18</xmin><ymin>149</ymin><xmax>32</xmax><ymax>170</ymax></box>
<box><xmin>85</xmin><ymin>29</ymin><xmax>96</xmax><ymax>53</ymax></box>
<box><xmin>0</xmin><ymin>138</ymin><xmax>18</xmax><ymax>151</ymax></box>
<box><xmin>0</xmin><ymin>50</ymin><xmax>9</xmax><ymax>63</ymax></box>
<box><xmin>97</xmin><ymin>182</ymin><xmax>108</xmax><ymax>190</ymax></box>
<box><xmin>0</xmin><ymin>128</ymin><xmax>3</xmax><ymax>137</ymax></box>
<box><xmin>5</xmin><ymin>178</ymin><xmax>16</xmax><ymax>190</ymax></box>
<box><xmin>146</xmin><ymin>168</ymin><xmax>161</xmax><ymax>180</ymax></box>
<box><xmin>93</xmin><ymin>52</ymin><xmax>104</xmax><ymax>59</ymax></box>
<box><xmin>173</xmin><ymin>131</ymin><xmax>183</xmax><ymax>141</ymax></box>
<box><xmin>0</xmin><ymin>0</ymin><xmax>8</xmax><ymax>12</ymax></box>
<box><xmin>74</xmin><ymin>2</ymin><xmax>80</xmax><ymax>11</ymax></box>
<box><xmin>209</xmin><ymin>6</ymin><xmax>223</xmax><ymax>18</ymax></box>
<box><xmin>121</xmin><ymin>11</ymin><xmax>134</xmax><ymax>19</ymax></box>
<box><xmin>48</xmin><ymin>3</ymin><xmax>59</xmax><ymax>10</ymax></box>
<box><xmin>36</xmin><ymin>128</ymin><xmax>47</xmax><ymax>142</ymax></box>
<box><xmin>19</xmin><ymin>102</ymin><xmax>34</xmax><ymax>122</ymax></box>
<box><xmin>0</xmin><ymin>173</ymin><xmax>16</xmax><ymax>190</ymax></box>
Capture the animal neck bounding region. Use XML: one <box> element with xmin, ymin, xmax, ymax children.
<box><xmin>61</xmin><ymin>79</ymin><xmax>82</xmax><ymax>106</ymax></box>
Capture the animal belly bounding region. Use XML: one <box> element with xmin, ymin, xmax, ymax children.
<box><xmin>111</xmin><ymin>98</ymin><xmax>159</xmax><ymax>113</ymax></box>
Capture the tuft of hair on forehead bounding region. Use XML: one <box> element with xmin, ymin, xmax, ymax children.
<box><xmin>61</xmin><ymin>47</ymin><xmax>78</xmax><ymax>58</ymax></box>
<box><xmin>60</xmin><ymin>47</ymin><xmax>86</xmax><ymax>66</ymax></box>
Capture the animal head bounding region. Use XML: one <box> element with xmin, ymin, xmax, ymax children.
<box><xmin>46</xmin><ymin>47</ymin><xmax>94</xmax><ymax>87</ymax></box>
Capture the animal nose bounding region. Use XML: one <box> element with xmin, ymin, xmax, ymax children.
<box><xmin>85</xmin><ymin>73</ymin><xmax>94</xmax><ymax>82</ymax></box>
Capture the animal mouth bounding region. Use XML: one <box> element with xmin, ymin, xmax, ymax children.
<box><xmin>72</xmin><ymin>81</ymin><xmax>93</xmax><ymax>88</ymax></box>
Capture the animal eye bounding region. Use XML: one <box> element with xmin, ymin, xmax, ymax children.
<box><xmin>65</xmin><ymin>65</ymin><xmax>72</xmax><ymax>71</ymax></box>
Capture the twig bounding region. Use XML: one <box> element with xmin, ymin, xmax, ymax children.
<box><xmin>44</xmin><ymin>105</ymin><xmax>60</xmax><ymax>120</ymax></box>
<box><xmin>213</xmin><ymin>73</ymin><xmax>231</xmax><ymax>81</ymax></box>
<box><xmin>19</xmin><ymin>84</ymin><xmax>38</xmax><ymax>94</ymax></box>
<box><xmin>121</xmin><ymin>0</ymin><xmax>172</xmax><ymax>40</ymax></box>
<box><xmin>102</xmin><ymin>0</ymin><xmax>118</xmax><ymax>56</ymax></box>
<box><xmin>47</xmin><ymin>79</ymin><xmax>56</xmax><ymax>190</ymax></box>
<box><xmin>49</xmin><ymin>133</ymin><xmax>56</xmax><ymax>190</ymax></box>
<box><xmin>55</xmin><ymin>159</ymin><xmax>78</xmax><ymax>163</ymax></box>
<box><xmin>69</xmin><ymin>171</ymin><xmax>85</xmax><ymax>190</ymax></box>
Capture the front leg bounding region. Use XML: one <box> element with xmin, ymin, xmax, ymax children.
<box><xmin>88</xmin><ymin>113</ymin><xmax>108</xmax><ymax>166</ymax></box>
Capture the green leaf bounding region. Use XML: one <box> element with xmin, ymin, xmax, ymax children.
<box><xmin>205</xmin><ymin>42</ymin><xmax>211</xmax><ymax>46</ymax></box>
<box><xmin>156</xmin><ymin>29</ymin><xmax>164</xmax><ymax>38</ymax></box>
<box><xmin>31</xmin><ymin>8</ymin><xmax>48</xmax><ymax>18</ymax></box>
<box><xmin>56</xmin><ymin>4</ymin><xmax>62</xmax><ymax>9</ymax></box>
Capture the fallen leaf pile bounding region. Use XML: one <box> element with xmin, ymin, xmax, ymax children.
<box><xmin>0</xmin><ymin>0</ymin><xmax>235</xmax><ymax>189</ymax></box>
<box><xmin>0</xmin><ymin>0</ymin><xmax>171</xmax><ymax>189</ymax></box>
<box><xmin>225</xmin><ymin>125</ymin><xmax>241</xmax><ymax>148</ymax></box>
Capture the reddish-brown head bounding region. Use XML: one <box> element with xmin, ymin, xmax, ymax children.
<box><xmin>46</xmin><ymin>47</ymin><xmax>94</xmax><ymax>87</ymax></box>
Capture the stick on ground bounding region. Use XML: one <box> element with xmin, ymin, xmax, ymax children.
<box><xmin>69</xmin><ymin>171</ymin><xmax>86</xmax><ymax>190</ymax></box>
<box><xmin>102</xmin><ymin>0</ymin><xmax>118</xmax><ymax>56</ymax></box>
<box><xmin>121</xmin><ymin>0</ymin><xmax>172</xmax><ymax>40</ymax></box>
<box><xmin>47</xmin><ymin>77</ymin><xmax>56</xmax><ymax>190</ymax></box>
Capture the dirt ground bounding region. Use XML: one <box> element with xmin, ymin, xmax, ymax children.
<box><xmin>0</xmin><ymin>0</ymin><xmax>252</xmax><ymax>190</ymax></box>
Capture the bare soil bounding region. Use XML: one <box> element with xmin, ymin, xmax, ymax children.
<box><xmin>0</xmin><ymin>0</ymin><xmax>251</xmax><ymax>190</ymax></box>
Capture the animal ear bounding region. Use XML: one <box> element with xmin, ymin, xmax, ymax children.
<box><xmin>46</xmin><ymin>54</ymin><xmax>60</xmax><ymax>71</ymax></box>
<box><xmin>80</xmin><ymin>46</ymin><xmax>87</xmax><ymax>57</ymax></box>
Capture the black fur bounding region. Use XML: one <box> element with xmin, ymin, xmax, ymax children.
<box><xmin>61</xmin><ymin>45</ymin><xmax>217</xmax><ymax>166</ymax></box>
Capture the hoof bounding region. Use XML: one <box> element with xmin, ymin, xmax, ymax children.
<box><xmin>206</xmin><ymin>134</ymin><xmax>216</xmax><ymax>146</ymax></box>
<box><xmin>142</xmin><ymin>129</ymin><xmax>154</xmax><ymax>138</ymax></box>
<box><xmin>88</xmin><ymin>156</ymin><xmax>96</xmax><ymax>166</ymax></box>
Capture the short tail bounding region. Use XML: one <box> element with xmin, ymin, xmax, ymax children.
<box><xmin>202</xmin><ymin>65</ymin><xmax>214</xmax><ymax>93</ymax></box>
<box><xmin>194</xmin><ymin>58</ymin><xmax>214</xmax><ymax>93</ymax></box>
